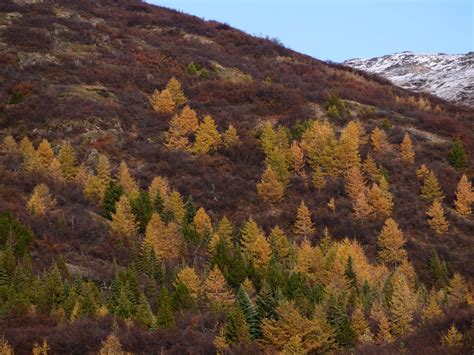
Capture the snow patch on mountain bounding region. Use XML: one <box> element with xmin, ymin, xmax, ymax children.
<box><xmin>343</xmin><ymin>51</ymin><xmax>474</xmax><ymax>107</ymax></box>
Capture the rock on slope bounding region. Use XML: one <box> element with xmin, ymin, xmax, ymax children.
<box><xmin>344</xmin><ymin>51</ymin><xmax>474</xmax><ymax>107</ymax></box>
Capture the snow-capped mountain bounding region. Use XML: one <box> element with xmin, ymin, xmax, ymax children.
<box><xmin>343</xmin><ymin>51</ymin><xmax>474</xmax><ymax>107</ymax></box>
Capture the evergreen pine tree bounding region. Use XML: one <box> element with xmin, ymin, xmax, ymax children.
<box><xmin>447</xmin><ymin>137</ymin><xmax>467</xmax><ymax>169</ymax></box>
<box><xmin>134</xmin><ymin>293</ymin><xmax>155</xmax><ymax>329</ymax></box>
<box><xmin>156</xmin><ymin>286</ymin><xmax>175</xmax><ymax>328</ymax></box>
<box><xmin>102</xmin><ymin>181</ymin><xmax>123</xmax><ymax>219</ymax></box>
<box><xmin>225</xmin><ymin>306</ymin><xmax>251</xmax><ymax>344</ymax></box>
<box><xmin>236</xmin><ymin>285</ymin><xmax>260</xmax><ymax>339</ymax></box>
<box><xmin>131</xmin><ymin>191</ymin><xmax>153</xmax><ymax>233</ymax></box>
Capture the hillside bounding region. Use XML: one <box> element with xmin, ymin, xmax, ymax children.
<box><xmin>344</xmin><ymin>51</ymin><xmax>474</xmax><ymax>108</ymax></box>
<box><xmin>0</xmin><ymin>0</ymin><xmax>473</xmax><ymax>354</ymax></box>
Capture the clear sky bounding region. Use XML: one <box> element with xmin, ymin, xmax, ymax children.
<box><xmin>146</xmin><ymin>0</ymin><xmax>473</xmax><ymax>62</ymax></box>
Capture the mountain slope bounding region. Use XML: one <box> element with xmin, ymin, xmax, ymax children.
<box><xmin>344</xmin><ymin>51</ymin><xmax>474</xmax><ymax>107</ymax></box>
<box><xmin>0</xmin><ymin>0</ymin><xmax>473</xmax><ymax>353</ymax></box>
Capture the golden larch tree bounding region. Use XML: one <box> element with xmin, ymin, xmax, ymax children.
<box><xmin>367</xmin><ymin>180</ymin><xmax>393</xmax><ymax>218</ymax></box>
<box><xmin>178</xmin><ymin>105</ymin><xmax>199</xmax><ymax>133</ymax></box>
<box><xmin>337</xmin><ymin>120</ymin><xmax>362</xmax><ymax>173</ymax></box>
<box><xmin>420</xmin><ymin>170</ymin><xmax>444</xmax><ymax>202</ymax></box>
<box><xmin>289</xmin><ymin>141</ymin><xmax>305</xmax><ymax>176</ymax></box>
<box><xmin>175</xmin><ymin>266</ymin><xmax>201</xmax><ymax>299</ymax></box>
<box><xmin>193</xmin><ymin>115</ymin><xmax>221</xmax><ymax>154</ymax></box>
<box><xmin>144</xmin><ymin>213</ymin><xmax>180</xmax><ymax>261</ymax></box>
<box><xmin>416</xmin><ymin>164</ymin><xmax>430</xmax><ymax>180</ymax></box>
<box><xmin>223</xmin><ymin>124</ymin><xmax>241</xmax><ymax>148</ymax></box>
<box><xmin>164</xmin><ymin>190</ymin><xmax>186</xmax><ymax>223</ymax></box>
<box><xmin>447</xmin><ymin>273</ymin><xmax>469</xmax><ymax>305</ymax></box>
<box><xmin>421</xmin><ymin>290</ymin><xmax>443</xmax><ymax>323</ymax></box>
<box><xmin>143</xmin><ymin>212</ymin><xmax>165</xmax><ymax>252</ymax></box>
<box><xmin>96</xmin><ymin>154</ymin><xmax>111</xmax><ymax>188</ymax></box>
<box><xmin>165</xmin><ymin>77</ymin><xmax>187</xmax><ymax>107</ymax></box>
<box><xmin>261</xmin><ymin>301</ymin><xmax>334</xmax><ymax>353</ymax></box>
<box><xmin>75</xmin><ymin>163</ymin><xmax>89</xmax><ymax>186</ymax></box>
<box><xmin>454</xmin><ymin>174</ymin><xmax>472</xmax><ymax>216</ymax></box>
<box><xmin>117</xmin><ymin>161</ymin><xmax>139</xmax><ymax>199</ymax></box>
<box><xmin>312</xmin><ymin>166</ymin><xmax>326</xmax><ymax>191</ymax></box>
<box><xmin>109</xmin><ymin>195</ymin><xmax>139</xmax><ymax>240</ymax></box>
<box><xmin>164</xmin><ymin>114</ymin><xmax>191</xmax><ymax>150</ymax></box>
<box><xmin>22</xmin><ymin>141</ymin><xmax>41</xmax><ymax>174</ymax></box>
<box><xmin>441</xmin><ymin>324</ymin><xmax>463</xmax><ymax>352</ymax></box>
<box><xmin>257</xmin><ymin>166</ymin><xmax>285</xmax><ymax>203</ymax></box>
<box><xmin>84</xmin><ymin>175</ymin><xmax>104</xmax><ymax>204</ymax></box>
<box><xmin>351</xmin><ymin>302</ymin><xmax>373</xmax><ymax>343</ymax></box>
<box><xmin>37</xmin><ymin>139</ymin><xmax>54</xmax><ymax>172</ymax></box>
<box><xmin>363</xmin><ymin>154</ymin><xmax>379</xmax><ymax>181</ymax></box>
<box><xmin>294</xmin><ymin>238</ymin><xmax>315</xmax><ymax>275</ymax></box>
<box><xmin>354</xmin><ymin>191</ymin><xmax>373</xmax><ymax>220</ymax></box>
<box><xmin>345</xmin><ymin>165</ymin><xmax>367</xmax><ymax>202</ymax></box>
<box><xmin>32</xmin><ymin>339</ymin><xmax>49</xmax><ymax>355</ymax></box>
<box><xmin>371</xmin><ymin>127</ymin><xmax>389</xmax><ymax>153</ymax></box>
<box><xmin>376</xmin><ymin>218</ymin><xmax>407</xmax><ymax>267</ymax></box>
<box><xmin>99</xmin><ymin>333</ymin><xmax>126</xmax><ymax>355</ymax></box>
<box><xmin>203</xmin><ymin>267</ymin><xmax>234</xmax><ymax>309</ymax></box>
<box><xmin>150</xmin><ymin>89</ymin><xmax>175</xmax><ymax>114</ymax></box>
<box><xmin>217</xmin><ymin>216</ymin><xmax>233</xmax><ymax>247</ymax></box>
<box><xmin>327</xmin><ymin>197</ymin><xmax>336</xmax><ymax>213</ymax></box>
<box><xmin>149</xmin><ymin>176</ymin><xmax>170</xmax><ymax>202</ymax></box>
<box><xmin>58</xmin><ymin>142</ymin><xmax>77</xmax><ymax>181</ymax></box>
<box><xmin>389</xmin><ymin>273</ymin><xmax>416</xmax><ymax>336</ymax></box>
<box><xmin>240</xmin><ymin>218</ymin><xmax>261</xmax><ymax>254</ymax></box>
<box><xmin>1</xmin><ymin>135</ymin><xmax>17</xmax><ymax>154</ymax></box>
<box><xmin>0</xmin><ymin>336</ymin><xmax>13</xmax><ymax>355</ymax></box>
<box><xmin>293</xmin><ymin>201</ymin><xmax>315</xmax><ymax>239</ymax></box>
<box><xmin>370</xmin><ymin>301</ymin><xmax>393</xmax><ymax>344</ymax></box>
<box><xmin>426</xmin><ymin>200</ymin><xmax>449</xmax><ymax>235</ymax></box>
<box><xmin>19</xmin><ymin>136</ymin><xmax>34</xmax><ymax>156</ymax></box>
<box><xmin>300</xmin><ymin>120</ymin><xmax>338</xmax><ymax>176</ymax></box>
<box><xmin>400</xmin><ymin>133</ymin><xmax>415</xmax><ymax>165</ymax></box>
<box><xmin>250</xmin><ymin>233</ymin><xmax>272</xmax><ymax>269</ymax></box>
<box><xmin>48</xmin><ymin>157</ymin><xmax>62</xmax><ymax>181</ymax></box>
<box><xmin>27</xmin><ymin>183</ymin><xmax>56</xmax><ymax>216</ymax></box>
<box><xmin>193</xmin><ymin>207</ymin><xmax>213</xmax><ymax>235</ymax></box>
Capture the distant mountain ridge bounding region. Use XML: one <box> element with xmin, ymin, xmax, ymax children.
<box><xmin>344</xmin><ymin>51</ymin><xmax>474</xmax><ymax>107</ymax></box>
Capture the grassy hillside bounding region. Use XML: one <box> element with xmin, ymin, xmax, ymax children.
<box><xmin>0</xmin><ymin>0</ymin><xmax>472</xmax><ymax>353</ymax></box>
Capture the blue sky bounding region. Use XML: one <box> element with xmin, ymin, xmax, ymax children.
<box><xmin>146</xmin><ymin>0</ymin><xmax>473</xmax><ymax>62</ymax></box>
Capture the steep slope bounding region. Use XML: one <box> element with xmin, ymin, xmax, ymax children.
<box><xmin>344</xmin><ymin>51</ymin><xmax>474</xmax><ymax>107</ymax></box>
<box><xmin>0</xmin><ymin>0</ymin><xmax>473</xmax><ymax>353</ymax></box>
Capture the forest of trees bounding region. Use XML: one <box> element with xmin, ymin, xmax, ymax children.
<box><xmin>0</xmin><ymin>77</ymin><xmax>472</xmax><ymax>353</ymax></box>
<box><xmin>0</xmin><ymin>0</ymin><xmax>473</xmax><ymax>353</ymax></box>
